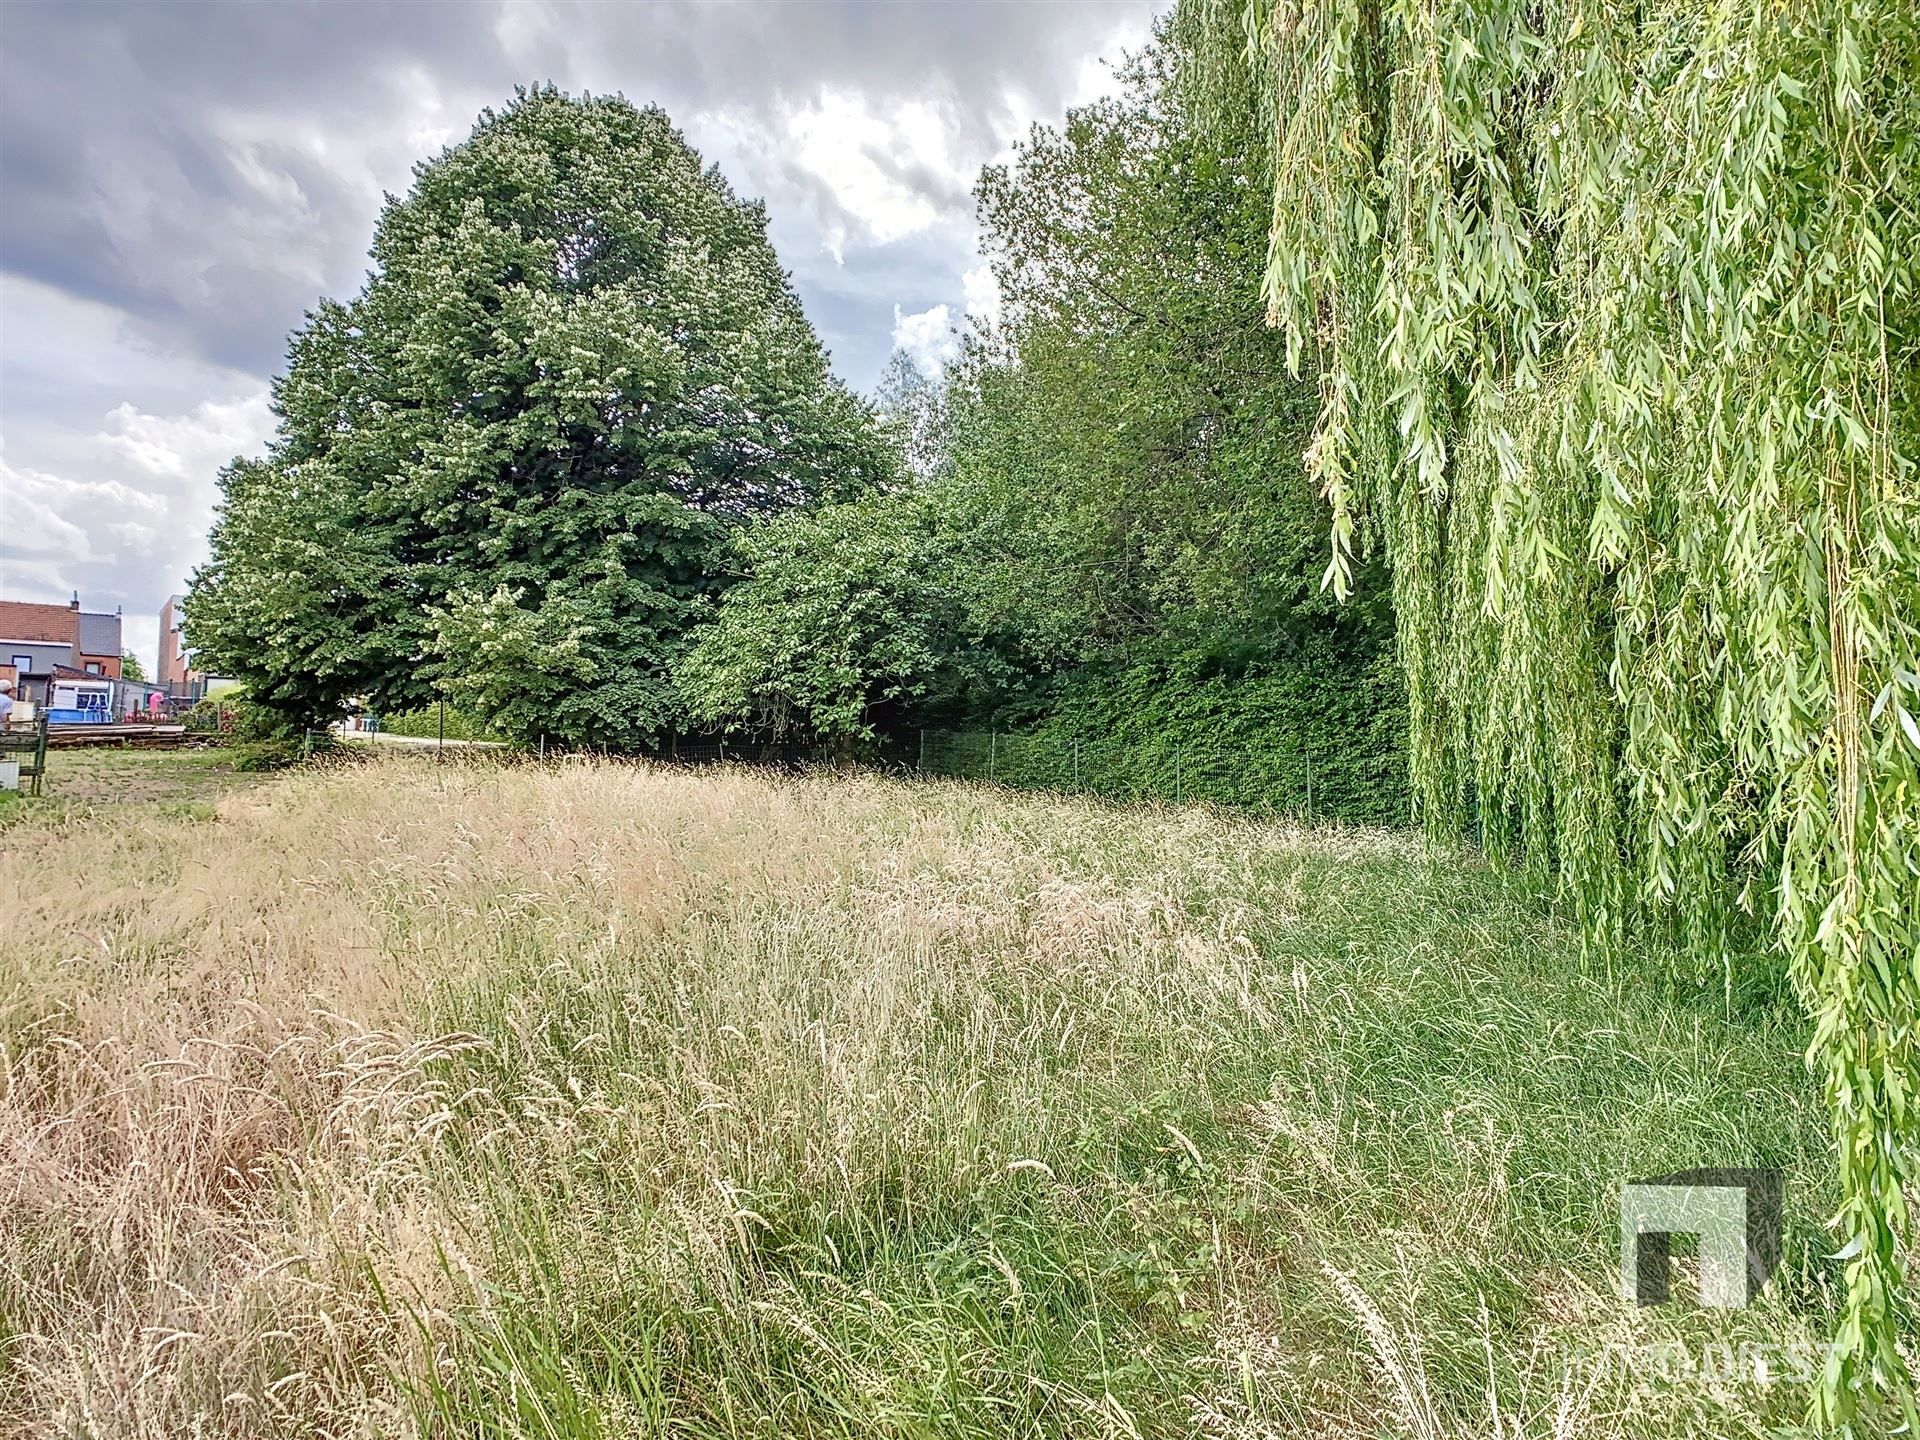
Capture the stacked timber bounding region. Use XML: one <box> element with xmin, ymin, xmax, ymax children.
<box><xmin>45</xmin><ymin>724</ymin><xmax>191</xmax><ymax>748</ymax></box>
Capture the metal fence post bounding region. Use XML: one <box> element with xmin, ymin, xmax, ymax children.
<box><xmin>989</xmin><ymin>730</ymin><xmax>996</xmax><ymax>783</ymax></box>
<box><xmin>437</xmin><ymin>697</ymin><xmax>445</xmax><ymax>760</ymax></box>
<box><xmin>1072</xmin><ymin>737</ymin><xmax>1080</xmax><ymax>789</ymax></box>
<box><xmin>918</xmin><ymin>727</ymin><xmax>926</xmax><ymax>771</ymax></box>
<box><xmin>1175</xmin><ymin>746</ymin><xmax>1182</xmax><ymax>805</ymax></box>
<box><xmin>1305</xmin><ymin>746</ymin><xmax>1314</xmax><ymax>824</ymax></box>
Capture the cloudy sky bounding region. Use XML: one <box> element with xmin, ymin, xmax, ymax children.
<box><xmin>0</xmin><ymin>0</ymin><xmax>1157</xmax><ymax>672</ymax></box>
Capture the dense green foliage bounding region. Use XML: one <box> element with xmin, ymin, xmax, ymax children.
<box><xmin>118</xmin><ymin>652</ymin><xmax>144</xmax><ymax>684</ymax></box>
<box><xmin>183</xmin><ymin>53</ymin><xmax>1402</xmax><ymax>823</ymax></box>
<box><xmin>1191</xmin><ymin>0</ymin><xmax>1920</xmax><ymax>1420</ymax></box>
<box><xmin>677</xmin><ymin>484</ymin><xmax>1049</xmax><ymax>743</ymax></box>
<box><xmin>687</xmin><ymin>24</ymin><xmax>1408</xmax><ymax>822</ymax></box>
<box><xmin>215</xmin><ymin>693</ymin><xmax>333</xmax><ymax>770</ymax></box>
<box><xmin>186</xmin><ymin>88</ymin><xmax>891</xmax><ymax>747</ymax></box>
<box><xmin>945</xmin><ymin>643</ymin><xmax>1408</xmax><ymax>827</ymax></box>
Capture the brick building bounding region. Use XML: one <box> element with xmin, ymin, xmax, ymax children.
<box><xmin>0</xmin><ymin>595</ymin><xmax>123</xmax><ymax>707</ymax></box>
<box><xmin>159</xmin><ymin>593</ymin><xmax>191</xmax><ymax>692</ymax></box>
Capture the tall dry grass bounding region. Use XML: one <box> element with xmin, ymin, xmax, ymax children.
<box><xmin>0</xmin><ymin>754</ymin><xmax>1838</xmax><ymax>1437</ymax></box>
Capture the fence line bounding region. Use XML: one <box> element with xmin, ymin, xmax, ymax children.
<box><xmin>306</xmin><ymin>721</ymin><xmax>1361</xmax><ymax>824</ymax></box>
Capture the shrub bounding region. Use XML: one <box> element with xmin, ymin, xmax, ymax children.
<box><xmin>374</xmin><ymin>706</ymin><xmax>500</xmax><ymax>742</ymax></box>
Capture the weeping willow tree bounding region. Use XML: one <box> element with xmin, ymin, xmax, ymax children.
<box><xmin>1184</xmin><ymin>0</ymin><xmax>1919</xmax><ymax>1422</ymax></box>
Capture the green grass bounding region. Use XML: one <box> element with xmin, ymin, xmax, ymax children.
<box><xmin>403</xmin><ymin>805</ymin><xmax>1831</xmax><ymax>1438</ymax></box>
<box><xmin>0</xmin><ymin>753</ymin><xmax>1861</xmax><ymax>1437</ymax></box>
<box><xmin>0</xmin><ymin>743</ymin><xmax>262</xmax><ymax>835</ymax></box>
<box><xmin>31</xmin><ymin>742</ymin><xmax>253</xmax><ymax>801</ymax></box>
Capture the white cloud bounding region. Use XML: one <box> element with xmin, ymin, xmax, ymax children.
<box><xmin>770</xmin><ymin>90</ymin><xmax>974</xmax><ymax>261</ymax></box>
<box><xmin>0</xmin><ymin>374</ymin><xmax>274</xmax><ymax>677</ymax></box>
<box><xmin>961</xmin><ymin>263</ymin><xmax>1001</xmax><ymax>326</ymax></box>
<box><xmin>0</xmin><ymin>450</ymin><xmax>113</xmax><ymax>577</ymax></box>
<box><xmin>891</xmin><ymin>301</ymin><xmax>959</xmax><ymax>373</ymax></box>
<box><xmin>882</xmin><ymin>266</ymin><xmax>994</xmax><ymax>380</ymax></box>
<box><xmin>0</xmin><ymin>439</ymin><xmax>174</xmax><ymax>670</ymax></box>
<box><xmin>98</xmin><ymin>393</ymin><xmax>276</xmax><ymax>480</ymax></box>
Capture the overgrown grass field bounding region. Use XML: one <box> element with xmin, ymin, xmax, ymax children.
<box><xmin>0</xmin><ymin>752</ymin><xmax>1847</xmax><ymax>1436</ymax></box>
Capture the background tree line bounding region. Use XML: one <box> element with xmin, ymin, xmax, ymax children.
<box><xmin>190</xmin><ymin>32</ymin><xmax>1407</xmax><ymax>822</ymax></box>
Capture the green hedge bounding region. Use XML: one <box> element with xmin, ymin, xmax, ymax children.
<box><xmin>920</xmin><ymin>644</ymin><xmax>1409</xmax><ymax>828</ymax></box>
<box><xmin>375</xmin><ymin>706</ymin><xmax>502</xmax><ymax>742</ymax></box>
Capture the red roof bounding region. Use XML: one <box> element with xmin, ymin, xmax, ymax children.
<box><xmin>0</xmin><ymin>600</ymin><xmax>77</xmax><ymax>645</ymax></box>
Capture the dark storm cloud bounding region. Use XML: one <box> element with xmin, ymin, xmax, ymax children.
<box><xmin>1</xmin><ymin>0</ymin><xmax>1157</xmax><ymax>384</ymax></box>
<box><xmin>1</xmin><ymin>2</ymin><xmax>513</xmax><ymax>373</ymax></box>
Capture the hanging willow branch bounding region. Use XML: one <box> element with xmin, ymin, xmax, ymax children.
<box><xmin>1185</xmin><ymin>0</ymin><xmax>1920</xmax><ymax>1424</ymax></box>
